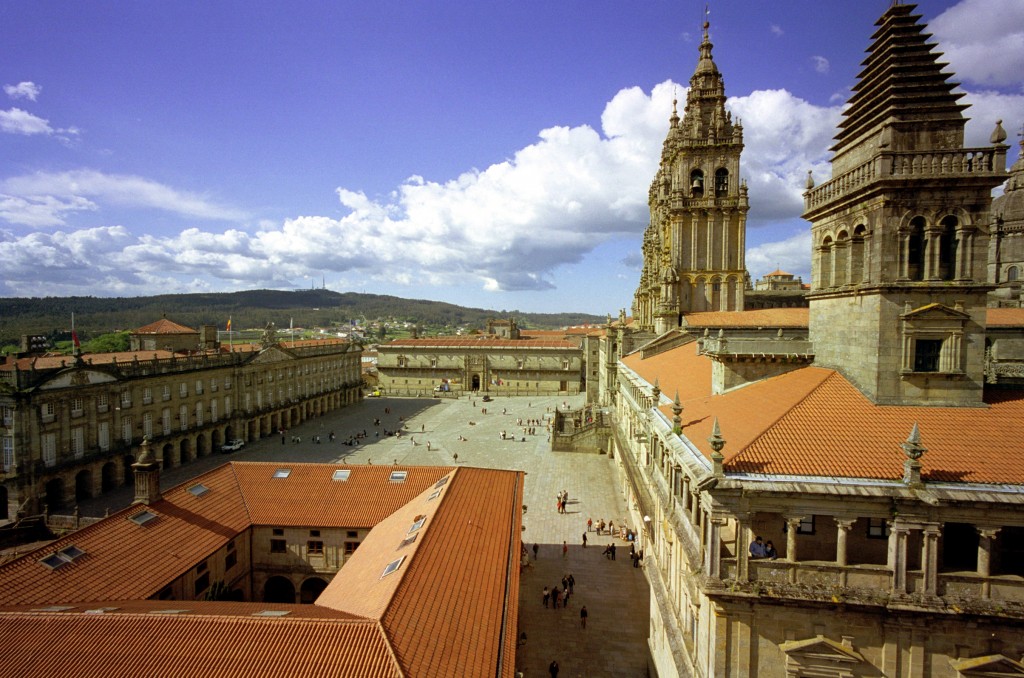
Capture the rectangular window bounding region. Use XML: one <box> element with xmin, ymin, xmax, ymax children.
<box><xmin>121</xmin><ymin>416</ymin><xmax>133</xmax><ymax>444</ymax></box>
<box><xmin>3</xmin><ymin>436</ymin><xmax>14</xmax><ymax>472</ymax></box>
<box><xmin>310</xmin><ymin>530</ymin><xmax>320</xmax><ymax>537</ymax></box>
<box><xmin>1</xmin><ymin>405</ymin><xmax>12</xmax><ymax>426</ymax></box>
<box><xmin>344</xmin><ymin>541</ymin><xmax>359</xmax><ymax>556</ymax></box>
<box><xmin>307</xmin><ymin>540</ymin><xmax>324</xmax><ymax>555</ymax></box>
<box><xmin>195</xmin><ymin>402</ymin><xmax>203</xmax><ymax>427</ymax></box>
<box><xmin>70</xmin><ymin>398</ymin><xmax>84</xmax><ymax>417</ymax></box>
<box><xmin>42</xmin><ymin>433</ymin><xmax>56</xmax><ymax>467</ymax></box>
<box><xmin>195</xmin><ymin>380</ymin><xmax>203</xmax><ymax>395</ymax></box>
<box><xmin>562</xmin><ymin>360</ymin><xmax>570</xmax><ymax>370</ymax></box>
<box><xmin>225</xmin><ymin>551</ymin><xmax>237</xmax><ymax>570</ymax></box>
<box><xmin>224</xmin><ymin>377</ymin><xmax>232</xmax><ymax>390</ymax></box>
<box><xmin>142</xmin><ymin>388</ymin><xmax>152</xmax><ymax>405</ymax></box>
<box><xmin>270</xmin><ymin>539</ymin><xmax>287</xmax><ymax>553</ymax></box>
<box><xmin>194</xmin><ymin>572</ymin><xmax>210</xmax><ymax>597</ymax></box>
<box><xmin>121</xmin><ymin>390</ymin><xmax>132</xmax><ymax>408</ymax></box>
<box><xmin>210</xmin><ymin>400</ymin><xmax>218</xmax><ymax>423</ymax></box>
<box><xmin>272</xmin><ymin>528</ymin><xmax>284</xmax><ymax>536</ymax></box>
<box><xmin>867</xmin><ymin>518</ymin><xmax>888</xmax><ymax>539</ymax></box>
<box><xmin>797</xmin><ymin>516</ymin><xmax>815</xmax><ymax>535</ymax></box>
<box><xmin>179</xmin><ymin>405</ymin><xmax>188</xmax><ymax>432</ymax></box>
<box><xmin>180</xmin><ymin>383</ymin><xmax>188</xmax><ymax>398</ymax></box>
<box><xmin>98</xmin><ymin>422</ymin><xmax>110</xmax><ymax>452</ymax></box>
<box><xmin>914</xmin><ymin>339</ymin><xmax>943</xmax><ymax>372</ymax></box>
<box><xmin>142</xmin><ymin>412</ymin><xmax>153</xmax><ymax>439</ymax></box>
<box><xmin>162</xmin><ymin>409</ymin><xmax>171</xmax><ymax>436</ymax></box>
<box><xmin>210</xmin><ymin>378</ymin><xmax>218</xmax><ymax>392</ymax></box>
<box><xmin>97</xmin><ymin>393</ymin><xmax>108</xmax><ymax>412</ymax></box>
<box><xmin>71</xmin><ymin>427</ymin><xmax>84</xmax><ymax>459</ymax></box>
<box><xmin>162</xmin><ymin>385</ymin><xmax>171</xmax><ymax>401</ymax></box>
<box><xmin>41</xmin><ymin>402</ymin><xmax>55</xmax><ymax>422</ymax></box>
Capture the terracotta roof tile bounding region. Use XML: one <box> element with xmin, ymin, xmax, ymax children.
<box><xmin>134</xmin><ymin>318</ymin><xmax>198</xmax><ymax>335</ymax></box>
<box><xmin>383</xmin><ymin>337</ymin><xmax>576</xmax><ymax>348</ymax></box>
<box><xmin>0</xmin><ymin>613</ymin><xmax>400</xmax><ymax>678</ymax></box>
<box><xmin>987</xmin><ymin>308</ymin><xmax>1024</xmax><ymax>327</ymax></box>
<box><xmin>681</xmin><ymin>308</ymin><xmax>810</xmax><ymax>328</ymax></box>
<box><xmin>626</xmin><ymin>341</ymin><xmax>1024</xmax><ymax>484</ymax></box>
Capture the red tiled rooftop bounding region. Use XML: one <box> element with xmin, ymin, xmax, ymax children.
<box><xmin>626</xmin><ymin>342</ymin><xmax>1024</xmax><ymax>484</ymax></box>
<box><xmin>134</xmin><ymin>318</ymin><xmax>198</xmax><ymax>335</ymax></box>
<box><xmin>383</xmin><ymin>337</ymin><xmax>576</xmax><ymax>349</ymax></box>
<box><xmin>681</xmin><ymin>308</ymin><xmax>810</xmax><ymax>328</ymax></box>
<box><xmin>987</xmin><ymin>307</ymin><xmax>1024</xmax><ymax>327</ymax></box>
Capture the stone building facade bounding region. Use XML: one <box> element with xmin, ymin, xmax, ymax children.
<box><xmin>633</xmin><ymin>20</ymin><xmax>749</xmax><ymax>334</ymax></box>
<box><xmin>990</xmin><ymin>134</ymin><xmax>1024</xmax><ymax>306</ymax></box>
<box><xmin>595</xmin><ymin>5</ymin><xmax>1024</xmax><ymax>677</ymax></box>
<box><xmin>376</xmin><ymin>335</ymin><xmax>583</xmax><ymax>397</ymax></box>
<box><xmin>0</xmin><ymin>320</ymin><xmax>362</xmax><ymax>519</ymax></box>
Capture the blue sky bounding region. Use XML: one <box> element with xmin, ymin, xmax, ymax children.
<box><xmin>2</xmin><ymin>1</ymin><xmax>1022</xmax><ymax>315</ymax></box>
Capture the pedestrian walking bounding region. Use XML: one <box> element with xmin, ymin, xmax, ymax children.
<box><xmin>549</xmin><ymin>660</ymin><xmax>559</xmax><ymax>677</ymax></box>
<box><xmin>532</xmin><ymin>543</ymin><xmax>539</xmax><ymax>560</ymax></box>
<box><xmin>551</xmin><ymin>586</ymin><xmax>560</xmax><ymax>609</ymax></box>
<box><xmin>568</xmin><ymin>573</ymin><xmax>575</xmax><ymax>594</ymax></box>
<box><xmin>580</xmin><ymin>606</ymin><xmax>588</xmax><ymax>629</ymax></box>
<box><xmin>587</xmin><ymin>517</ymin><xmax>592</xmax><ymax>532</ymax></box>
<box><xmin>582</xmin><ymin>532</ymin><xmax>587</xmax><ymax>548</ymax></box>
<box><xmin>562</xmin><ymin>541</ymin><xmax>568</xmax><ymax>559</ymax></box>
<box><xmin>542</xmin><ymin>586</ymin><xmax>550</xmax><ymax>608</ymax></box>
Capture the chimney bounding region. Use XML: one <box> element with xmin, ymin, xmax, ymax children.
<box><xmin>132</xmin><ymin>438</ymin><xmax>161</xmax><ymax>505</ymax></box>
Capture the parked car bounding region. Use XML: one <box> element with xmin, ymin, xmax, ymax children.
<box><xmin>221</xmin><ymin>439</ymin><xmax>245</xmax><ymax>453</ymax></box>
<box><xmin>482</xmin><ymin>395</ymin><xmax>492</xmax><ymax>402</ymax></box>
<box><xmin>367</xmin><ymin>389</ymin><xmax>382</xmax><ymax>397</ymax></box>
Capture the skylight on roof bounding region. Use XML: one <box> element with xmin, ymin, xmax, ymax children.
<box><xmin>129</xmin><ymin>510</ymin><xmax>158</xmax><ymax>526</ymax></box>
<box><xmin>188</xmin><ymin>483</ymin><xmax>210</xmax><ymax>497</ymax></box>
<box><xmin>428</xmin><ymin>489</ymin><xmax>442</xmax><ymax>501</ymax></box>
<box><xmin>40</xmin><ymin>545</ymin><xmax>86</xmax><ymax>570</ymax></box>
<box><xmin>332</xmin><ymin>469</ymin><xmax>351</xmax><ymax>482</ymax></box>
<box><xmin>381</xmin><ymin>556</ymin><xmax>405</xmax><ymax>578</ymax></box>
<box><xmin>150</xmin><ymin>609</ymin><xmax>190</xmax><ymax>615</ymax></box>
<box><xmin>433</xmin><ymin>475</ymin><xmax>450</xmax><ymax>489</ymax></box>
<box><xmin>399</xmin><ymin>534</ymin><xmax>418</xmax><ymax>549</ymax></box>
<box><xmin>32</xmin><ymin>606</ymin><xmax>74</xmax><ymax>612</ymax></box>
<box><xmin>252</xmin><ymin>610</ymin><xmax>291</xmax><ymax>617</ymax></box>
<box><xmin>409</xmin><ymin>516</ymin><xmax>426</xmax><ymax>533</ymax></box>
<box><xmin>390</xmin><ymin>470</ymin><xmax>408</xmax><ymax>483</ymax></box>
<box><xmin>83</xmin><ymin>607</ymin><xmax>118</xmax><ymax>614</ymax></box>
<box><xmin>273</xmin><ymin>468</ymin><xmax>291</xmax><ymax>479</ymax></box>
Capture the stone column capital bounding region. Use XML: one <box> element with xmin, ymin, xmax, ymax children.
<box><xmin>977</xmin><ymin>526</ymin><xmax>1002</xmax><ymax>540</ymax></box>
<box><xmin>834</xmin><ymin>517</ymin><xmax>857</xmax><ymax>531</ymax></box>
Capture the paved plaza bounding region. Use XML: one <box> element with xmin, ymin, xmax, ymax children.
<box><xmin>77</xmin><ymin>394</ymin><xmax>652</xmax><ymax>677</ymax></box>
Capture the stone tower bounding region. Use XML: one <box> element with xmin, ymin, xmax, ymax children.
<box><xmin>802</xmin><ymin>3</ymin><xmax>1008</xmax><ymax>406</ymax></box>
<box><xmin>633</xmin><ymin>17</ymin><xmax>749</xmax><ymax>334</ymax></box>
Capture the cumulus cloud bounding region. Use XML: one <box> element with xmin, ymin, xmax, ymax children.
<box><xmin>745</xmin><ymin>231</ymin><xmax>813</xmax><ymax>282</ymax></box>
<box><xmin>931</xmin><ymin>0</ymin><xmax>1024</xmax><ymax>89</ymax></box>
<box><xmin>4</xmin><ymin>81</ymin><xmax>41</xmax><ymax>101</ymax></box>
<box><xmin>0</xmin><ymin>108</ymin><xmax>53</xmax><ymax>135</ymax></box>
<box><xmin>811</xmin><ymin>56</ymin><xmax>830</xmax><ymax>74</ymax></box>
<box><xmin>770</xmin><ymin>24</ymin><xmax>783</xmax><ymax>37</ymax></box>
<box><xmin>0</xmin><ymin>80</ymin><xmax>851</xmax><ymax>295</ymax></box>
<box><xmin>0</xmin><ymin>170</ymin><xmax>248</xmax><ymax>225</ymax></box>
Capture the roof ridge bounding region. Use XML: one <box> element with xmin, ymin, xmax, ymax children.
<box><xmin>226</xmin><ymin>462</ymin><xmax>255</xmax><ymax>527</ymax></box>
<box><xmin>724</xmin><ymin>369</ymin><xmax>839</xmax><ymax>464</ymax></box>
<box><xmin>377</xmin><ymin>619</ymin><xmax>408</xmax><ymax>677</ymax></box>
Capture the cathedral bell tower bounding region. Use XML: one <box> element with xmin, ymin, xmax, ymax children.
<box><xmin>634</xmin><ymin>16</ymin><xmax>749</xmax><ymax>334</ymax></box>
<box><xmin>803</xmin><ymin>3</ymin><xmax>1008</xmax><ymax>406</ymax></box>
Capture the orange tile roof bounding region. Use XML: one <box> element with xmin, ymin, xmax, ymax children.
<box><xmin>134</xmin><ymin>318</ymin><xmax>198</xmax><ymax>334</ymax></box>
<box><xmin>383</xmin><ymin>337</ymin><xmax>576</xmax><ymax>349</ymax></box>
<box><xmin>987</xmin><ymin>308</ymin><xmax>1024</xmax><ymax>327</ymax></box>
<box><xmin>681</xmin><ymin>308</ymin><xmax>810</xmax><ymax>328</ymax></box>
<box><xmin>625</xmin><ymin>342</ymin><xmax>1024</xmax><ymax>484</ymax></box>
<box><xmin>0</xmin><ymin>612</ymin><xmax>400</xmax><ymax>678</ymax></box>
<box><xmin>0</xmin><ymin>462</ymin><xmax>523</xmax><ymax>677</ymax></box>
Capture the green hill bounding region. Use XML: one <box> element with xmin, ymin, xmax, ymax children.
<box><xmin>0</xmin><ymin>289</ymin><xmax>606</xmax><ymax>348</ymax></box>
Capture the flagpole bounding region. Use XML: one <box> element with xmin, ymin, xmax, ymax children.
<box><xmin>229</xmin><ymin>316</ymin><xmax>233</xmax><ymax>353</ymax></box>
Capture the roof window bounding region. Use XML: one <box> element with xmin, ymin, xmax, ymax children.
<box><xmin>129</xmin><ymin>510</ymin><xmax>158</xmax><ymax>526</ymax></box>
<box><xmin>187</xmin><ymin>483</ymin><xmax>210</xmax><ymax>497</ymax></box>
<box><xmin>252</xmin><ymin>610</ymin><xmax>291</xmax><ymax>617</ymax></box>
<box><xmin>83</xmin><ymin>607</ymin><xmax>118</xmax><ymax>614</ymax></box>
<box><xmin>332</xmin><ymin>469</ymin><xmax>351</xmax><ymax>482</ymax></box>
<box><xmin>381</xmin><ymin>555</ymin><xmax>405</xmax><ymax>578</ymax></box>
<box><xmin>399</xmin><ymin>534</ymin><xmax>418</xmax><ymax>549</ymax></box>
<box><xmin>40</xmin><ymin>545</ymin><xmax>86</xmax><ymax>570</ymax></box>
<box><xmin>409</xmin><ymin>515</ymin><xmax>426</xmax><ymax>533</ymax></box>
<box><xmin>428</xmin><ymin>489</ymin><xmax>442</xmax><ymax>501</ymax></box>
<box><xmin>32</xmin><ymin>606</ymin><xmax>74</xmax><ymax>612</ymax></box>
<box><xmin>150</xmin><ymin>609</ymin><xmax>189</xmax><ymax>615</ymax></box>
<box><xmin>433</xmin><ymin>475</ymin><xmax>450</xmax><ymax>489</ymax></box>
<box><xmin>390</xmin><ymin>470</ymin><xmax>408</xmax><ymax>483</ymax></box>
<box><xmin>273</xmin><ymin>468</ymin><xmax>291</xmax><ymax>479</ymax></box>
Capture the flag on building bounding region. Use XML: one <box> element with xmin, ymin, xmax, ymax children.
<box><xmin>226</xmin><ymin>318</ymin><xmax>232</xmax><ymax>332</ymax></box>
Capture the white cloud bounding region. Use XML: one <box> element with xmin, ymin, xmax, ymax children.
<box><xmin>0</xmin><ymin>170</ymin><xmax>248</xmax><ymax>224</ymax></box>
<box><xmin>0</xmin><ymin>194</ymin><xmax>98</xmax><ymax>228</ymax></box>
<box><xmin>811</xmin><ymin>56</ymin><xmax>830</xmax><ymax>74</ymax></box>
<box><xmin>4</xmin><ymin>81</ymin><xmax>41</xmax><ymax>101</ymax></box>
<box><xmin>745</xmin><ymin>231</ymin><xmax>812</xmax><ymax>282</ymax></box>
<box><xmin>770</xmin><ymin>24</ymin><xmax>783</xmax><ymax>37</ymax></box>
<box><xmin>0</xmin><ymin>107</ymin><xmax>53</xmax><ymax>135</ymax></box>
<box><xmin>930</xmin><ymin>0</ymin><xmax>1024</xmax><ymax>89</ymax></box>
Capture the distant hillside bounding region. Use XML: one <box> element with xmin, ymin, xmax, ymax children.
<box><xmin>0</xmin><ymin>289</ymin><xmax>606</xmax><ymax>347</ymax></box>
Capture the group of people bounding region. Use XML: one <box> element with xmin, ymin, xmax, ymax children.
<box><xmin>555</xmin><ymin>490</ymin><xmax>570</xmax><ymax>513</ymax></box>
<box><xmin>541</xmin><ymin>573</ymin><xmax>576</xmax><ymax>609</ymax></box>
<box><xmin>749</xmin><ymin>536</ymin><xmax>778</xmax><ymax>560</ymax></box>
<box><xmin>588</xmin><ymin>517</ymin><xmax>614</xmax><ymax>535</ymax></box>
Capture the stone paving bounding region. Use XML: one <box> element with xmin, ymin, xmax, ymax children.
<box><xmin>76</xmin><ymin>394</ymin><xmax>652</xmax><ymax>677</ymax></box>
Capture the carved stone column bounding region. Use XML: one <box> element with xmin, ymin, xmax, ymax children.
<box><xmin>977</xmin><ymin>526</ymin><xmax>1001</xmax><ymax>599</ymax></box>
<box><xmin>785</xmin><ymin>517</ymin><xmax>800</xmax><ymax>563</ymax></box>
<box><xmin>835</xmin><ymin>518</ymin><xmax>856</xmax><ymax>566</ymax></box>
<box><xmin>888</xmin><ymin>523</ymin><xmax>909</xmax><ymax>594</ymax></box>
<box><xmin>737</xmin><ymin>513</ymin><xmax>752</xmax><ymax>581</ymax></box>
<box><xmin>921</xmin><ymin>524</ymin><xmax>941</xmax><ymax>595</ymax></box>
<box><xmin>706</xmin><ymin>514</ymin><xmax>725</xmax><ymax>578</ymax></box>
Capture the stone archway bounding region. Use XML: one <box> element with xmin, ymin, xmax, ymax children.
<box><xmin>101</xmin><ymin>462</ymin><xmax>118</xmax><ymax>493</ymax></box>
<box><xmin>299</xmin><ymin>577</ymin><xmax>328</xmax><ymax>604</ymax></box>
<box><xmin>75</xmin><ymin>469</ymin><xmax>93</xmax><ymax>503</ymax></box>
<box><xmin>263</xmin><ymin>576</ymin><xmax>296</xmax><ymax>603</ymax></box>
<box><xmin>44</xmin><ymin>477</ymin><xmax>66</xmax><ymax>512</ymax></box>
<box><xmin>472</xmin><ymin>374</ymin><xmax>481</xmax><ymax>391</ymax></box>
<box><xmin>179</xmin><ymin>439</ymin><xmax>192</xmax><ymax>465</ymax></box>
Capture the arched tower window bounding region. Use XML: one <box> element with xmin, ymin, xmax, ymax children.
<box><xmin>1008</xmin><ymin>266</ymin><xmax>1019</xmax><ymax>282</ymax></box>
<box><xmin>715</xmin><ymin>168</ymin><xmax>728</xmax><ymax>197</ymax></box>
<box><xmin>834</xmin><ymin>230</ymin><xmax>850</xmax><ymax>287</ymax></box>
<box><xmin>938</xmin><ymin>215</ymin><xmax>959</xmax><ymax>281</ymax></box>
<box><xmin>690</xmin><ymin>170</ymin><xmax>704</xmax><ymax>198</ymax></box>
<box><xmin>907</xmin><ymin>217</ymin><xmax>926</xmax><ymax>281</ymax></box>
<box><xmin>851</xmin><ymin>224</ymin><xmax>867</xmax><ymax>284</ymax></box>
<box><xmin>818</xmin><ymin>236</ymin><xmax>833</xmax><ymax>288</ymax></box>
